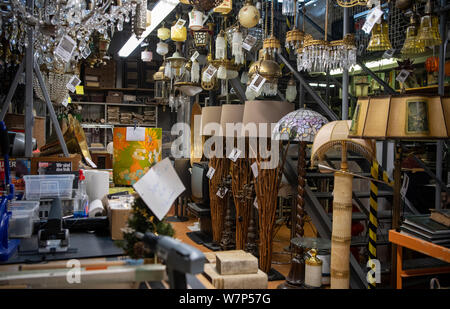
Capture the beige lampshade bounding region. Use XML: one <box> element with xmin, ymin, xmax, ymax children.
<box><xmin>311</xmin><ymin>120</ymin><xmax>376</xmax><ymax>166</ymax></box>
<box><xmin>348</xmin><ymin>95</ymin><xmax>450</xmax><ymax>140</ymax></box>
<box><xmin>241</xmin><ymin>100</ymin><xmax>294</xmax><ymax>138</ymax></box>
<box><xmin>219</xmin><ymin>104</ymin><xmax>244</xmax><ymax>137</ymax></box>
<box><xmin>201</xmin><ymin>106</ymin><xmax>222</xmax><ymax>136</ymax></box>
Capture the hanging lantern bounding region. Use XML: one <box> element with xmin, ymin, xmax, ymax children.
<box><xmin>171</xmin><ymin>20</ymin><xmax>188</xmax><ymax>42</ymax></box>
<box><xmin>256</xmin><ymin>53</ymin><xmax>282</xmax><ymax>96</ymax></box>
<box><xmin>214</xmin><ymin>0</ymin><xmax>233</xmax><ymax>14</ymax></box>
<box><xmin>215</xmin><ymin>31</ymin><xmax>226</xmax><ymax>60</ymax></box>
<box><xmin>285</xmin><ymin>78</ymin><xmax>297</xmax><ymax>103</ymax></box>
<box><xmin>192</xmin><ymin>27</ymin><xmax>210</xmax><ymax>48</ymax></box>
<box><xmin>232</xmin><ymin>30</ymin><xmax>244</xmax><ymax>65</ymax></box>
<box><xmin>417</xmin><ymin>0</ymin><xmax>441</xmax><ymax>48</ymax></box>
<box><xmin>141</xmin><ymin>49</ymin><xmax>152</xmax><ymax>62</ymax></box>
<box><xmin>164</xmin><ymin>61</ymin><xmax>173</xmax><ymax>79</ymax></box>
<box><xmin>282</xmin><ymin>0</ymin><xmax>295</xmax><ymax>16</ymax></box>
<box><xmin>401</xmin><ymin>14</ymin><xmax>425</xmax><ymax>56</ymax></box>
<box><xmin>367</xmin><ymin>21</ymin><xmax>392</xmax><ymax>52</ymax></box>
<box><xmin>239</xmin><ymin>0</ymin><xmax>260</xmax><ymax>28</ymax></box>
<box><xmin>191</xmin><ymin>59</ymin><xmax>200</xmax><ymax>83</ymax></box>
<box><xmin>167</xmin><ymin>43</ymin><xmax>187</xmax><ymax>80</ymax></box>
<box><xmin>157</xmin><ymin>23</ymin><xmax>171</xmax><ymax>41</ymax></box>
<box><xmin>156</xmin><ymin>41</ymin><xmax>169</xmax><ymax>56</ymax></box>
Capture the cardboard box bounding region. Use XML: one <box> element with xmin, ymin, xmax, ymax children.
<box><xmin>31</xmin><ymin>155</ymin><xmax>81</xmax><ymax>174</ymax></box>
<box><xmin>106</xmin><ymin>198</ymin><xmax>133</xmax><ymax>240</ymax></box>
<box><xmin>216</xmin><ymin>250</ymin><xmax>259</xmax><ymax>275</ymax></box>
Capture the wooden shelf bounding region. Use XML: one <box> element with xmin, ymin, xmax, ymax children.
<box><xmin>396</xmin><ymin>84</ymin><xmax>450</xmax><ymax>93</ymax></box>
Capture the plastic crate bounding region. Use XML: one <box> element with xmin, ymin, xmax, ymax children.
<box><xmin>8</xmin><ymin>201</ymin><xmax>40</xmax><ymax>238</ymax></box>
<box><xmin>38</xmin><ymin>197</ymin><xmax>78</xmax><ymax>219</ymax></box>
<box><xmin>23</xmin><ymin>175</ymin><xmax>75</xmax><ymax>200</ymax></box>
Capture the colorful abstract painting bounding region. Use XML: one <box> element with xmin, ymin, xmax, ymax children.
<box><xmin>113</xmin><ymin>127</ymin><xmax>162</xmax><ymax>185</ymax></box>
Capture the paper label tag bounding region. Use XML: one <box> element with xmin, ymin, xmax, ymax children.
<box><xmin>228</xmin><ymin>148</ymin><xmax>242</xmax><ymax>162</ymax></box>
<box><xmin>242</xmin><ymin>34</ymin><xmax>257</xmax><ymax>51</ymax></box>
<box><xmin>81</xmin><ymin>46</ymin><xmax>91</xmax><ymax>59</ymax></box>
<box><xmin>66</xmin><ymin>75</ymin><xmax>81</xmax><ymax>93</ymax></box>
<box><xmin>190</xmin><ymin>51</ymin><xmax>200</xmax><ymax>62</ymax></box>
<box><xmin>396</xmin><ymin>69</ymin><xmax>410</xmax><ymax>83</ymax></box>
<box><xmin>75</xmin><ymin>85</ymin><xmax>84</xmax><ymax>95</ymax></box>
<box><xmin>126</xmin><ymin>127</ymin><xmax>146</xmax><ymax>141</ymax></box>
<box><xmin>85</xmin><ymin>157</ymin><xmax>97</xmax><ymax>168</ymax></box>
<box><xmin>382</xmin><ymin>48</ymin><xmax>395</xmax><ymax>59</ymax></box>
<box><xmin>206</xmin><ymin>167</ymin><xmax>215</xmax><ymax>179</ymax></box>
<box><xmin>400</xmin><ymin>173</ymin><xmax>409</xmax><ymax>198</ymax></box>
<box><xmin>174</xmin><ymin>19</ymin><xmax>186</xmax><ymax>29</ymax></box>
<box><xmin>54</xmin><ymin>35</ymin><xmax>77</xmax><ymax>63</ymax></box>
<box><xmin>203</xmin><ymin>64</ymin><xmax>217</xmax><ymax>81</ymax></box>
<box><xmin>254</xmin><ymin>197</ymin><xmax>258</xmax><ymax>209</ymax></box>
<box><xmin>251</xmin><ymin>162</ymin><xmax>258</xmax><ymax>178</ymax></box>
<box><xmin>362</xmin><ymin>5</ymin><xmax>383</xmax><ymax>34</ymax></box>
<box><xmin>62</xmin><ymin>96</ymin><xmax>69</xmax><ymax>107</ymax></box>
<box><xmin>249</xmin><ymin>74</ymin><xmax>266</xmax><ymax>93</ymax></box>
<box><xmin>216</xmin><ymin>187</ymin><xmax>228</xmax><ymax>199</ymax></box>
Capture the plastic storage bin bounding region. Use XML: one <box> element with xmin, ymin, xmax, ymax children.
<box><xmin>8</xmin><ymin>201</ymin><xmax>40</xmax><ymax>238</ymax></box>
<box><xmin>23</xmin><ymin>175</ymin><xmax>75</xmax><ymax>199</ymax></box>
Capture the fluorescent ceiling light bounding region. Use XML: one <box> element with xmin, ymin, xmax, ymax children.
<box><xmin>330</xmin><ymin>58</ymin><xmax>397</xmax><ymax>76</ymax></box>
<box><xmin>118</xmin><ymin>0</ymin><xmax>179</xmax><ymax>58</ymax></box>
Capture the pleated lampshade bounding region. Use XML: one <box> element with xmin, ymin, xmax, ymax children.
<box><xmin>348</xmin><ymin>95</ymin><xmax>450</xmax><ymax>140</ymax></box>
<box><xmin>241</xmin><ymin>100</ymin><xmax>294</xmax><ymax>138</ymax></box>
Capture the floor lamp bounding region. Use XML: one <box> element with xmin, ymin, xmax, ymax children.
<box><xmin>311</xmin><ymin>120</ymin><xmax>376</xmax><ymax>289</ymax></box>
<box><xmin>272</xmin><ymin>108</ymin><xmax>329</xmax><ymax>289</ymax></box>
<box><xmin>348</xmin><ymin>95</ymin><xmax>450</xmax><ymax>288</ymax></box>
<box><xmin>242</xmin><ymin>100</ymin><xmax>294</xmax><ymax>278</ymax></box>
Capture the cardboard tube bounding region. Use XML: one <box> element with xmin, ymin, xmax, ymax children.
<box><xmin>330</xmin><ymin>172</ymin><xmax>353</xmax><ymax>289</ymax></box>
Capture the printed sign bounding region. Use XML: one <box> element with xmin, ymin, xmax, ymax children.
<box><xmin>66</xmin><ymin>75</ymin><xmax>81</xmax><ymax>93</ymax></box>
<box><xmin>54</xmin><ymin>35</ymin><xmax>77</xmax><ymax>63</ymax></box>
<box><xmin>362</xmin><ymin>6</ymin><xmax>383</xmax><ymax>34</ymax></box>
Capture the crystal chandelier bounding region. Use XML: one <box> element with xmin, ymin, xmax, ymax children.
<box><xmin>296</xmin><ymin>0</ymin><xmax>332</xmax><ymax>73</ymax></box>
<box><xmin>2</xmin><ymin>0</ymin><xmax>144</xmax><ymax>72</ymax></box>
<box><xmin>285</xmin><ymin>0</ymin><xmax>304</xmax><ymax>53</ymax></box>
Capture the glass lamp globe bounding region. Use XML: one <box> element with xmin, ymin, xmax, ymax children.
<box><xmin>239</xmin><ymin>0</ymin><xmax>260</xmax><ymax>29</ymax></box>
<box><xmin>156</xmin><ymin>41</ymin><xmax>169</xmax><ymax>56</ymax></box>
<box><xmin>157</xmin><ymin>26</ymin><xmax>171</xmax><ymax>41</ymax></box>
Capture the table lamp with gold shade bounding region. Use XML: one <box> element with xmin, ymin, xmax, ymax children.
<box><xmin>311</xmin><ymin>120</ymin><xmax>376</xmax><ymax>289</ymax></box>
<box><xmin>241</xmin><ymin>100</ymin><xmax>294</xmax><ymax>277</ymax></box>
<box><xmin>348</xmin><ymin>94</ymin><xmax>450</xmax><ymax>288</ymax></box>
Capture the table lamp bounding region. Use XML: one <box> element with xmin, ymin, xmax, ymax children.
<box><xmin>311</xmin><ymin>120</ymin><xmax>376</xmax><ymax>289</ymax></box>
<box><xmin>272</xmin><ymin>108</ymin><xmax>329</xmax><ymax>288</ymax></box>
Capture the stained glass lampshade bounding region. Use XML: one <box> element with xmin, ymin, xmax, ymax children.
<box><xmin>272</xmin><ymin>108</ymin><xmax>329</xmax><ymax>142</ymax></box>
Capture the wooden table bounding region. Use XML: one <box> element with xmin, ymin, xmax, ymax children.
<box><xmin>389</xmin><ymin>230</ymin><xmax>450</xmax><ymax>289</ymax></box>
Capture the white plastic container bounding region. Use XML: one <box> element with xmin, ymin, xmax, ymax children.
<box><xmin>8</xmin><ymin>201</ymin><xmax>40</xmax><ymax>238</ymax></box>
<box><xmin>23</xmin><ymin>175</ymin><xmax>75</xmax><ymax>200</ymax></box>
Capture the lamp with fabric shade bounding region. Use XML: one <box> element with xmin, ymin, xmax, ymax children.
<box><xmin>347</xmin><ymin>94</ymin><xmax>450</xmax><ymax>287</ymax></box>
<box><xmin>311</xmin><ymin>120</ymin><xmax>376</xmax><ymax>289</ymax></box>
<box><xmin>241</xmin><ymin>100</ymin><xmax>294</xmax><ymax>276</ymax></box>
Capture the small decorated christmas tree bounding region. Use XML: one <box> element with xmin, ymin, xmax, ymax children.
<box><xmin>117</xmin><ymin>195</ymin><xmax>175</xmax><ymax>259</ymax></box>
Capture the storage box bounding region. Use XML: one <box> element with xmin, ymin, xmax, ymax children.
<box><xmin>23</xmin><ymin>174</ymin><xmax>75</xmax><ymax>200</ymax></box>
<box><xmin>31</xmin><ymin>155</ymin><xmax>81</xmax><ymax>174</ymax></box>
<box><xmin>4</xmin><ymin>114</ymin><xmax>46</xmax><ymax>148</ymax></box>
<box><xmin>216</xmin><ymin>250</ymin><xmax>259</xmax><ymax>275</ymax></box>
<box><xmin>106</xmin><ymin>198</ymin><xmax>133</xmax><ymax>240</ymax></box>
<box><xmin>106</xmin><ymin>92</ymin><xmax>123</xmax><ymax>103</ymax></box>
<box><xmin>8</xmin><ymin>201</ymin><xmax>40</xmax><ymax>238</ymax></box>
